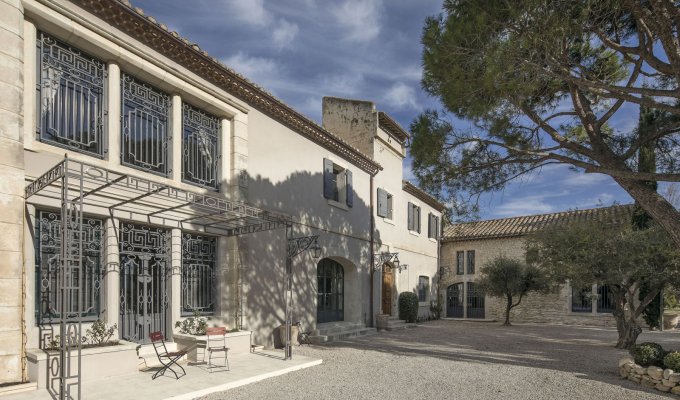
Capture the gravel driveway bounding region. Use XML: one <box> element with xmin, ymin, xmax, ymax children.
<box><xmin>201</xmin><ymin>320</ymin><xmax>680</xmax><ymax>400</ymax></box>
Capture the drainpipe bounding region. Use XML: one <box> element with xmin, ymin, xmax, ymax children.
<box><xmin>369</xmin><ymin>175</ymin><xmax>375</xmax><ymax>327</ymax></box>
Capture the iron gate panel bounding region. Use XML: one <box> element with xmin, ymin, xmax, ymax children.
<box><xmin>119</xmin><ymin>223</ymin><xmax>169</xmax><ymax>343</ymax></box>
<box><xmin>181</xmin><ymin>233</ymin><xmax>216</xmax><ymax>315</ymax></box>
<box><xmin>466</xmin><ymin>282</ymin><xmax>485</xmax><ymax>319</ymax></box>
<box><xmin>446</xmin><ymin>283</ymin><xmax>464</xmax><ymax>318</ymax></box>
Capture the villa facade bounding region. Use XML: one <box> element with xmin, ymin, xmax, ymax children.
<box><xmin>0</xmin><ymin>0</ymin><xmax>443</xmax><ymax>385</ymax></box>
<box><xmin>439</xmin><ymin>205</ymin><xmax>635</xmax><ymax>326</ymax></box>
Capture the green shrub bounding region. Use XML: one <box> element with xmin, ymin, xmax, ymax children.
<box><xmin>398</xmin><ymin>292</ymin><xmax>419</xmax><ymax>323</ymax></box>
<box><xmin>632</xmin><ymin>342</ymin><xmax>665</xmax><ymax>367</ymax></box>
<box><xmin>664</xmin><ymin>352</ymin><xmax>680</xmax><ymax>371</ymax></box>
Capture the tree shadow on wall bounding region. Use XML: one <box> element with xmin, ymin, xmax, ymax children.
<box><xmin>219</xmin><ymin>171</ymin><xmax>383</xmax><ymax>348</ymax></box>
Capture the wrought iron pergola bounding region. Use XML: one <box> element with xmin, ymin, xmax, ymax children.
<box><xmin>24</xmin><ymin>156</ymin><xmax>294</xmax><ymax>399</ymax></box>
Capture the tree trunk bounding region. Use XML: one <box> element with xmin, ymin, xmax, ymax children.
<box><xmin>614</xmin><ymin>176</ymin><xmax>680</xmax><ymax>249</ymax></box>
<box><xmin>504</xmin><ymin>295</ymin><xmax>512</xmax><ymax>326</ymax></box>
<box><xmin>616</xmin><ymin>315</ymin><xmax>643</xmax><ymax>350</ymax></box>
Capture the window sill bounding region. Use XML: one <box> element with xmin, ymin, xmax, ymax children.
<box><xmin>327</xmin><ymin>199</ymin><xmax>349</xmax><ymax>211</ymax></box>
<box><xmin>382</xmin><ymin>217</ymin><xmax>395</xmax><ymax>226</ymax></box>
<box><xmin>428</xmin><ymin>237</ymin><xmax>438</xmax><ymax>243</ymax></box>
<box><xmin>408</xmin><ymin>230</ymin><xmax>420</xmax><ymax>236</ymax></box>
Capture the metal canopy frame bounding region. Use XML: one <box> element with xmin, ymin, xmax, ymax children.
<box><xmin>25</xmin><ymin>157</ymin><xmax>291</xmax><ymax>235</ymax></box>
<box><xmin>25</xmin><ymin>156</ymin><xmax>293</xmax><ymax>400</ymax></box>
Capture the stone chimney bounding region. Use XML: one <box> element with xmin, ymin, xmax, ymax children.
<box><xmin>321</xmin><ymin>97</ymin><xmax>377</xmax><ymax>159</ymax></box>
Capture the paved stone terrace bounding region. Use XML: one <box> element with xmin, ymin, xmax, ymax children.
<box><xmin>202</xmin><ymin>320</ymin><xmax>680</xmax><ymax>400</ymax></box>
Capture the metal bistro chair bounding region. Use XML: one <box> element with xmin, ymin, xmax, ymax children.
<box><xmin>205</xmin><ymin>327</ymin><xmax>230</xmax><ymax>373</ymax></box>
<box><xmin>149</xmin><ymin>331</ymin><xmax>187</xmax><ymax>380</ymax></box>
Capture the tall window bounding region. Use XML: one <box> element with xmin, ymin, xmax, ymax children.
<box><xmin>317</xmin><ymin>258</ymin><xmax>344</xmax><ymax>323</ymax></box>
<box><xmin>35</xmin><ymin>211</ymin><xmax>103</xmax><ymax>322</ymax></box>
<box><xmin>418</xmin><ymin>276</ymin><xmax>429</xmax><ymax>302</ymax></box>
<box><xmin>182</xmin><ymin>104</ymin><xmax>221</xmax><ymax>189</ymax></box>
<box><xmin>407</xmin><ymin>202</ymin><xmax>421</xmax><ymax>233</ymax></box>
<box><xmin>456</xmin><ymin>251</ymin><xmax>464</xmax><ymax>275</ymax></box>
<box><xmin>597</xmin><ymin>285</ymin><xmax>615</xmax><ymax>313</ymax></box>
<box><xmin>181</xmin><ymin>233</ymin><xmax>216</xmax><ymax>315</ymax></box>
<box><xmin>467</xmin><ymin>250</ymin><xmax>475</xmax><ymax>274</ymax></box>
<box><xmin>121</xmin><ymin>73</ymin><xmax>170</xmax><ymax>174</ymax></box>
<box><xmin>377</xmin><ymin>188</ymin><xmax>393</xmax><ymax>219</ymax></box>
<box><xmin>36</xmin><ymin>32</ymin><xmax>106</xmax><ymax>157</ymax></box>
<box><xmin>428</xmin><ymin>213</ymin><xmax>440</xmax><ymax>239</ymax></box>
<box><xmin>323</xmin><ymin>158</ymin><xmax>353</xmax><ymax>207</ymax></box>
<box><xmin>571</xmin><ymin>286</ymin><xmax>592</xmax><ymax>312</ymax></box>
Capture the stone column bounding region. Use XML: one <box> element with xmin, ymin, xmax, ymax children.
<box><xmin>0</xmin><ymin>0</ymin><xmax>25</xmax><ymax>384</ymax></box>
<box><xmin>103</xmin><ymin>218</ymin><xmax>119</xmax><ymax>330</ymax></box>
<box><xmin>170</xmin><ymin>95</ymin><xmax>182</xmax><ymax>182</ymax></box>
<box><xmin>107</xmin><ymin>62</ymin><xmax>120</xmax><ymax>167</ymax></box>
<box><xmin>170</xmin><ymin>228</ymin><xmax>182</xmax><ymax>332</ymax></box>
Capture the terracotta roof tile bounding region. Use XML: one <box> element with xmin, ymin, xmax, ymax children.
<box><xmin>442</xmin><ymin>204</ymin><xmax>635</xmax><ymax>242</ymax></box>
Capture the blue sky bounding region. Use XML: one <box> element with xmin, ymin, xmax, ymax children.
<box><xmin>132</xmin><ymin>0</ymin><xmax>637</xmax><ymax>219</ymax></box>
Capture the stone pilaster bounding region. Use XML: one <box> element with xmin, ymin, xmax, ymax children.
<box><xmin>0</xmin><ymin>0</ymin><xmax>24</xmax><ymax>384</ymax></box>
<box><xmin>103</xmin><ymin>218</ymin><xmax>119</xmax><ymax>330</ymax></box>
<box><xmin>231</xmin><ymin>112</ymin><xmax>248</xmax><ymax>201</ymax></box>
<box><xmin>170</xmin><ymin>95</ymin><xmax>182</xmax><ymax>182</ymax></box>
<box><xmin>170</xmin><ymin>228</ymin><xmax>182</xmax><ymax>333</ymax></box>
<box><xmin>106</xmin><ymin>62</ymin><xmax>121</xmax><ymax>168</ymax></box>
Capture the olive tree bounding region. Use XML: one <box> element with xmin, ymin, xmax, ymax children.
<box><xmin>477</xmin><ymin>255</ymin><xmax>554</xmax><ymax>326</ymax></box>
<box><xmin>527</xmin><ymin>222</ymin><xmax>680</xmax><ymax>349</ymax></box>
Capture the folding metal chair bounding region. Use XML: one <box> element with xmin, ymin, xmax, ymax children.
<box><xmin>149</xmin><ymin>331</ymin><xmax>187</xmax><ymax>380</ymax></box>
<box><xmin>205</xmin><ymin>327</ymin><xmax>229</xmax><ymax>372</ymax></box>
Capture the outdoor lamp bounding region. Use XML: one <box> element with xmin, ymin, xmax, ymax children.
<box><xmin>392</xmin><ymin>254</ymin><xmax>400</xmax><ymax>268</ymax></box>
<box><xmin>312</xmin><ymin>239</ymin><xmax>322</xmax><ymax>259</ymax></box>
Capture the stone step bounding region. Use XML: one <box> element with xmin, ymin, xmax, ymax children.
<box><xmin>313</xmin><ymin>322</ymin><xmax>366</xmax><ymax>336</ymax></box>
<box><xmin>386</xmin><ymin>319</ymin><xmax>407</xmax><ymax>330</ymax></box>
<box><xmin>308</xmin><ymin>327</ymin><xmax>377</xmax><ymax>344</ymax></box>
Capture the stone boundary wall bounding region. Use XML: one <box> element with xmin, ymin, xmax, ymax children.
<box><xmin>619</xmin><ymin>357</ymin><xmax>680</xmax><ymax>394</ymax></box>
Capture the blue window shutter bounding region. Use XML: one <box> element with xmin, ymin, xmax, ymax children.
<box><xmin>407</xmin><ymin>202</ymin><xmax>413</xmax><ymax>230</ymax></box>
<box><xmin>377</xmin><ymin>188</ymin><xmax>387</xmax><ymax>217</ymax></box>
<box><xmin>345</xmin><ymin>169</ymin><xmax>353</xmax><ymax>207</ymax></box>
<box><xmin>416</xmin><ymin>206</ymin><xmax>421</xmax><ymax>233</ymax></box>
<box><xmin>323</xmin><ymin>158</ymin><xmax>334</xmax><ymax>199</ymax></box>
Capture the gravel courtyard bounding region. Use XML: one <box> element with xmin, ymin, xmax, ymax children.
<box><xmin>201</xmin><ymin>320</ymin><xmax>680</xmax><ymax>400</ymax></box>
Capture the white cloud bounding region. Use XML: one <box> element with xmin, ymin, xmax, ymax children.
<box><xmin>383</xmin><ymin>82</ymin><xmax>419</xmax><ymax>110</ymax></box>
<box><xmin>319</xmin><ymin>73</ymin><xmax>365</xmax><ymax>96</ymax></box>
<box><xmin>562</xmin><ymin>172</ymin><xmax>612</xmax><ymax>187</ymax></box>
<box><xmin>272</xmin><ymin>19</ymin><xmax>299</xmax><ymax>50</ymax></box>
<box><xmin>222</xmin><ymin>52</ymin><xmax>281</xmax><ymax>90</ymax></box>
<box><xmin>221</xmin><ymin>0</ymin><xmax>271</xmax><ymax>26</ymax></box>
<box><xmin>493</xmin><ymin>197</ymin><xmax>555</xmax><ymax>218</ymax></box>
<box><xmin>331</xmin><ymin>0</ymin><xmax>383</xmax><ymax>43</ymax></box>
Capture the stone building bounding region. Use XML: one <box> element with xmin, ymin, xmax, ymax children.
<box><xmin>439</xmin><ymin>204</ymin><xmax>634</xmax><ymax>326</ymax></box>
<box><xmin>0</xmin><ymin>0</ymin><xmax>443</xmax><ymax>386</ymax></box>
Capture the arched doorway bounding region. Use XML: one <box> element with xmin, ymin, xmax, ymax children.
<box><xmin>446</xmin><ymin>283</ymin><xmax>464</xmax><ymax>318</ymax></box>
<box><xmin>317</xmin><ymin>258</ymin><xmax>344</xmax><ymax>323</ymax></box>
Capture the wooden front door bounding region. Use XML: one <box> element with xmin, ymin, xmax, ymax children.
<box><xmin>381</xmin><ymin>264</ymin><xmax>394</xmax><ymax>315</ymax></box>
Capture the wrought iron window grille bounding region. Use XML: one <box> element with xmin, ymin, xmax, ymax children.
<box><xmin>36</xmin><ymin>32</ymin><xmax>107</xmax><ymax>158</ymax></box>
<box><xmin>121</xmin><ymin>74</ymin><xmax>170</xmax><ymax>175</ymax></box>
<box><xmin>182</xmin><ymin>103</ymin><xmax>221</xmax><ymax>190</ymax></box>
<box><xmin>35</xmin><ymin>210</ymin><xmax>103</xmax><ymax>323</ymax></box>
<box><xmin>181</xmin><ymin>233</ymin><xmax>216</xmax><ymax>315</ymax></box>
